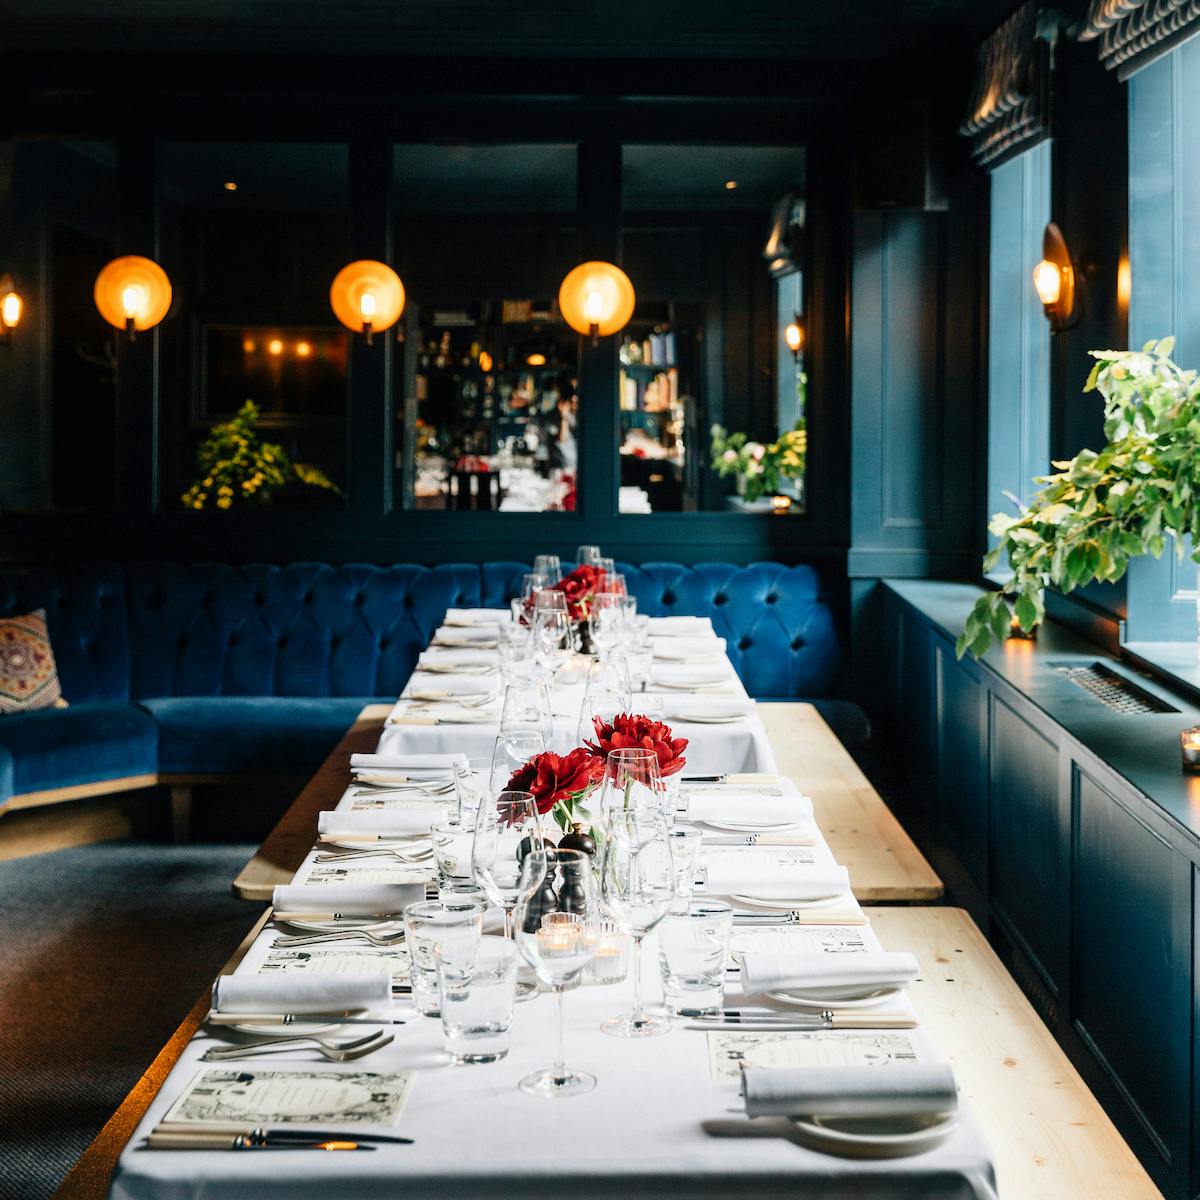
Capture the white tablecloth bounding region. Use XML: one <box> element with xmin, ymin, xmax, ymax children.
<box><xmin>111</xmin><ymin>931</ymin><xmax>995</xmax><ymax>1200</ymax></box>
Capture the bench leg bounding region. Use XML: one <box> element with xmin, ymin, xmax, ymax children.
<box><xmin>169</xmin><ymin>785</ymin><xmax>192</xmax><ymax>844</ymax></box>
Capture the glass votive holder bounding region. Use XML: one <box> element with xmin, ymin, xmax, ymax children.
<box><xmin>1182</xmin><ymin>727</ymin><xmax>1200</xmax><ymax>773</ymax></box>
<box><xmin>656</xmin><ymin>901</ymin><xmax>734</xmax><ymax>1016</ymax></box>
<box><xmin>453</xmin><ymin>757</ymin><xmax>491</xmax><ymax>820</ymax></box>
<box><xmin>583</xmin><ymin>918</ymin><xmax>630</xmax><ymax>985</ymax></box>
<box><xmin>430</xmin><ymin>819</ymin><xmax>487</xmax><ymax>905</ymax></box>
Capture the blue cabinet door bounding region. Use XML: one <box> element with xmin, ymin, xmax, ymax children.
<box><xmin>1073</xmin><ymin>766</ymin><xmax>1191</xmax><ymax>1189</ymax></box>
<box><xmin>934</xmin><ymin>635</ymin><xmax>988</xmax><ymax>888</ymax></box>
<box><xmin>988</xmin><ymin>694</ymin><xmax>1069</xmax><ymax>998</ymax></box>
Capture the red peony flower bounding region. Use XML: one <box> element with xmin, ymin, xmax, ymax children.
<box><xmin>506</xmin><ymin>747</ymin><xmax>605</xmax><ymax>816</ymax></box>
<box><xmin>585</xmin><ymin>712</ymin><xmax>688</xmax><ymax>778</ymax></box>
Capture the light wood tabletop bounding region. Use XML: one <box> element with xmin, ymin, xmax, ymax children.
<box><xmin>756</xmin><ymin>701</ymin><xmax>943</xmax><ymax>901</ymax></box>
<box><xmin>870</xmin><ymin>906</ymin><xmax>1162</xmax><ymax>1200</ymax></box>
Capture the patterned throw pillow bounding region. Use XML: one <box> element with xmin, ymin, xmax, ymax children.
<box><xmin>0</xmin><ymin>609</ymin><xmax>64</xmax><ymax>714</ymax></box>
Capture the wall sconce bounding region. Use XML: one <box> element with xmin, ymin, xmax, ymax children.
<box><xmin>1032</xmin><ymin>222</ymin><xmax>1077</xmax><ymax>332</ymax></box>
<box><xmin>558</xmin><ymin>261</ymin><xmax>636</xmax><ymax>345</ymax></box>
<box><xmin>784</xmin><ymin>313</ymin><xmax>804</xmax><ymax>362</ymax></box>
<box><xmin>94</xmin><ymin>256</ymin><xmax>172</xmax><ymax>339</ymax></box>
<box><xmin>329</xmin><ymin>260</ymin><xmax>405</xmax><ymax>345</ymax></box>
<box><xmin>0</xmin><ymin>276</ymin><xmax>22</xmax><ymax>345</ymax></box>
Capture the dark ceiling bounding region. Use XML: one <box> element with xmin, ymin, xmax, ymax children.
<box><xmin>0</xmin><ymin>0</ymin><xmax>1020</xmax><ymax>60</ymax></box>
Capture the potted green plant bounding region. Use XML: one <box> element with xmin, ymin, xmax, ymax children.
<box><xmin>958</xmin><ymin>338</ymin><xmax>1200</xmax><ymax>657</ymax></box>
<box><xmin>181</xmin><ymin>400</ymin><xmax>342</xmax><ymax>511</ymax></box>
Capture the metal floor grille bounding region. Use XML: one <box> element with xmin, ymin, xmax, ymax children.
<box><xmin>1053</xmin><ymin>662</ymin><xmax>1177</xmax><ymax>715</ymax></box>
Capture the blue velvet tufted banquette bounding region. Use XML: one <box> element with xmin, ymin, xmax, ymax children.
<box><xmin>0</xmin><ymin>561</ymin><xmax>845</xmax><ymax>807</ymax></box>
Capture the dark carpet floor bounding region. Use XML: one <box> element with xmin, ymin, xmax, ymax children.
<box><xmin>0</xmin><ymin>841</ymin><xmax>257</xmax><ymax>1200</ymax></box>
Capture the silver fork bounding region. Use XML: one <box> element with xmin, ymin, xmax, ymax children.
<box><xmin>402</xmin><ymin>693</ymin><xmax>495</xmax><ymax>708</ymax></box>
<box><xmin>350</xmin><ymin>780</ymin><xmax>455</xmax><ymax>796</ymax></box>
<box><xmin>203</xmin><ymin>1032</ymin><xmax>394</xmax><ymax>1062</ymax></box>
<box><xmin>272</xmin><ymin>928</ymin><xmax>408</xmax><ymax>947</ymax></box>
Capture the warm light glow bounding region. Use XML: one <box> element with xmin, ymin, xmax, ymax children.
<box><xmin>94</xmin><ymin>256</ymin><xmax>172</xmax><ymax>333</ymax></box>
<box><xmin>526</xmin><ymin>352</ymin><xmax>547</xmax><ymax>366</ymax></box>
<box><xmin>223</xmin><ymin>181</ymin><xmax>238</xmax><ymax>192</ymax></box>
<box><xmin>268</xmin><ymin>338</ymin><xmax>284</xmax><ymax>356</ymax></box>
<box><xmin>785</xmin><ymin>321</ymin><xmax>803</xmax><ymax>354</ymax></box>
<box><xmin>1117</xmin><ymin>252</ymin><xmax>1131</xmax><ymax>313</ymax></box>
<box><xmin>770</xmin><ymin>495</ymin><xmax>793</xmax><ymax>513</ymax></box>
<box><xmin>329</xmin><ymin>260</ymin><xmax>405</xmax><ymax>338</ymax></box>
<box><xmin>121</xmin><ymin>284</ymin><xmax>147</xmax><ymax>320</ymax></box>
<box><xmin>558</xmin><ymin>261</ymin><xmax>636</xmax><ymax>338</ymax></box>
<box><xmin>478</xmin><ymin>350</ymin><xmax>493</xmax><ymax>372</ymax></box>
<box><xmin>725</xmin><ymin>180</ymin><xmax>738</xmax><ymax>190</ymax></box>
<box><xmin>242</xmin><ymin>338</ymin><xmax>256</xmax><ymax>353</ymax></box>
<box><xmin>295</xmin><ymin>340</ymin><xmax>312</xmax><ymax>358</ymax></box>
<box><xmin>1</xmin><ymin>290</ymin><xmax>22</xmax><ymax>330</ymax></box>
<box><xmin>1032</xmin><ymin>259</ymin><xmax>1061</xmax><ymax>307</ymax></box>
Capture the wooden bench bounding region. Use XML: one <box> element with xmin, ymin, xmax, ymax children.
<box><xmin>757</xmin><ymin>701</ymin><xmax>942</xmax><ymax>901</ymax></box>
<box><xmin>233</xmin><ymin>701</ymin><xmax>943</xmax><ymax>903</ymax></box>
<box><xmin>869</xmin><ymin>906</ymin><xmax>1161</xmax><ymax>1199</ymax></box>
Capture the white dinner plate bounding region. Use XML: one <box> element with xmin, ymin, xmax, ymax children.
<box><xmin>666</xmin><ymin>714</ymin><xmax>745</xmax><ymax>725</ymax></box>
<box><xmin>731</xmin><ymin>892</ymin><xmax>844</xmax><ymax>910</ymax></box>
<box><xmin>766</xmin><ymin>986</ymin><xmax>902</xmax><ymax>1009</ymax></box>
<box><xmin>230</xmin><ymin>1020</ymin><xmax>345</xmax><ymax>1037</ymax></box>
<box><xmin>788</xmin><ymin>1111</ymin><xmax>959</xmax><ymax>1159</ymax></box>
<box><xmin>700</xmin><ymin>818</ymin><xmax>806</xmax><ymax>834</ymax></box>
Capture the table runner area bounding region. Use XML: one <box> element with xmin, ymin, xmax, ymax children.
<box><xmin>109</xmin><ymin>611</ymin><xmax>996</xmax><ymax>1200</ymax></box>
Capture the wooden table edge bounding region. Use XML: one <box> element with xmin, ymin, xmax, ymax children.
<box><xmin>52</xmin><ymin>910</ymin><xmax>271</xmax><ymax>1200</ymax></box>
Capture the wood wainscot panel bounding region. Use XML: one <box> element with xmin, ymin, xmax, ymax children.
<box><xmin>1072</xmin><ymin>763</ymin><xmax>1192</xmax><ymax>1189</ymax></box>
<box><xmin>934</xmin><ymin>631</ymin><xmax>989</xmax><ymax>889</ymax></box>
<box><xmin>988</xmin><ymin>692</ymin><xmax>1070</xmax><ymax>1004</ymax></box>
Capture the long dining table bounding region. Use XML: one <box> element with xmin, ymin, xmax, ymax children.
<box><xmin>104</xmin><ymin>609</ymin><xmax>995</xmax><ymax>1199</ymax></box>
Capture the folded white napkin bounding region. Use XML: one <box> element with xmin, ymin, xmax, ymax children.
<box><xmin>404</xmin><ymin>676</ymin><xmax>497</xmax><ymax>698</ymax></box>
<box><xmin>742</xmin><ymin>1065</ymin><xmax>958</xmax><ymax>1119</ymax></box>
<box><xmin>650</xmin><ymin>662</ymin><xmax>730</xmax><ymax>686</ymax></box>
<box><xmin>738</xmin><ymin>951</ymin><xmax>920</xmax><ymax>997</ymax></box>
<box><xmin>434</xmin><ymin>627</ymin><xmax>499</xmax><ymax>646</ymax></box>
<box><xmin>645</xmin><ymin>616</ymin><xmax>714</xmax><ymax>637</ymax></box>
<box><xmin>418</xmin><ymin>646</ymin><xmax>498</xmax><ymax>665</ymax></box>
<box><xmin>651</xmin><ymin>637</ymin><xmax>727</xmax><ymax>660</ymax></box>
<box><xmin>211</xmin><ymin>972</ymin><xmax>393</xmax><ymax>1014</ymax></box>
<box><xmin>319</xmin><ymin>810</ymin><xmax>443</xmax><ymax>838</ymax></box>
<box><xmin>686</xmin><ymin>794</ymin><xmax>813</xmax><ymax>824</ymax></box>
<box><xmin>660</xmin><ymin>696</ymin><xmax>754</xmax><ymax>721</ymax></box>
<box><xmin>272</xmin><ymin>882</ymin><xmax>425</xmax><ymax>915</ymax></box>
<box><xmin>349</xmin><ymin>752</ymin><xmax>465</xmax><ymax>781</ymax></box>
<box><xmin>700</xmin><ymin>860</ymin><xmax>849</xmax><ymax>901</ymax></box>
<box><xmin>443</xmin><ymin>608</ymin><xmax>506</xmax><ymax>627</ymax></box>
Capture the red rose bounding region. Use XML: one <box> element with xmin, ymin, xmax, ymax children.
<box><xmin>506</xmin><ymin>747</ymin><xmax>604</xmax><ymax>816</ymax></box>
<box><xmin>585</xmin><ymin>712</ymin><xmax>688</xmax><ymax>778</ymax></box>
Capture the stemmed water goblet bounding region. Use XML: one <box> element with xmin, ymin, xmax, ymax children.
<box><xmin>575</xmin><ymin>544</ymin><xmax>602</xmax><ymax>566</ymax></box>
<box><xmin>513</xmin><ymin>848</ymin><xmax>602</xmax><ymax>1096</ymax></box>
<box><xmin>533</xmin><ymin>554</ymin><xmax>562</xmax><ymax>584</ymax></box>
<box><xmin>471</xmin><ymin>788</ymin><xmax>543</xmax><ymax>942</ymax></box>
<box><xmin>599</xmin><ymin>804</ymin><xmax>677</xmax><ymax>1037</ymax></box>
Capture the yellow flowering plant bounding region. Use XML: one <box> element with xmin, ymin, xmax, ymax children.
<box><xmin>181</xmin><ymin>401</ymin><xmax>341</xmax><ymax>510</ymax></box>
<box><xmin>710</xmin><ymin>419</ymin><xmax>807</xmax><ymax>503</ymax></box>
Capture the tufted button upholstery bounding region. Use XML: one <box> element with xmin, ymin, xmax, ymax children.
<box><xmin>616</xmin><ymin>561</ymin><xmax>840</xmax><ymax>698</ymax></box>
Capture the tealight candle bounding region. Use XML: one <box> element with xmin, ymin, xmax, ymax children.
<box><xmin>584</xmin><ymin>918</ymin><xmax>630</xmax><ymax>985</ymax></box>
<box><xmin>537</xmin><ymin>912</ymin><xmax>582</xmax><ymax>957</ymax></box>
<box><xmin>1181</xmin><ymin>727</ymin><xmax>1200</xmax><ymax>773</ymax></box>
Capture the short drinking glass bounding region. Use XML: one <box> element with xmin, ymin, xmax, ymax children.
<box><xmin>402</xmin><ymin>899</ymin><xmax>484</xmax><ymax>1018</ymax></box>
<box><xmin>437</xmin><ymin>935</ymin><xmax>519</xmax><ymax>1064</ymax></box>
<box><xmin>656</xmin><ymin>901</ymin><xmax>733</xmax><ymax>1016</ymax></box>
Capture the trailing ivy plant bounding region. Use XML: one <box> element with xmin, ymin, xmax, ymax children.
<box><xmin>957</xmin><ymin>337</ymin><xmax>1200</xmax><ymax>658</ymax></box>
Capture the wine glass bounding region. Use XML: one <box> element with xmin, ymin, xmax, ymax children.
<box><xmin>513</xmin><ymin>848</ymin><xmax>601</xmax><ymax>1096</ymax></box>
<box><xmin>519</xmin><ymin>571</ymin><xmax>549</xmax><ymax>607</ymax></box>
<box><xmin>589</xmin><ymin>592</ymin><xmax>626</xmax><ymax>662</ymax></box>
<box><xmin>595</xmin><ymin>745</ymin><xmax>664</xmax><ymax>823</ymax></box>
<box><xmin>576</xmin><ymin>544</ymin><xmax>602</xmax><ymax>566</ymax></box>
<box><xmin>498</xmin><ymin>621</ymin><xmax>537</xmax><ymax>684</ymax></box>
<box><xmin>499</xmin><ymin>680</ymin><xmax>554</xmax><ymax>749</ymax></box>
<box><xmin>471</xmin><ymin>789</ymin><xmax>543</xmax><ymax>941</ymax></box>
<box><xmin>489</xmin><ymin>730</ymin><xmax>546</xmax><ymax>800</ymax></box>
<box><xmin>533</xmin><ymin>554</ymin><xmax>562</xmax><ymax>583</ymax></box>
<box><xmin>599</xmin><ymin>806</ymin><xmax>677</xmax><ymax>1037</ymax></box>
<box><xmin>532</xmin><ymin>606</ymin><xmax>572</xmax><ymax>678</ymax></box>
